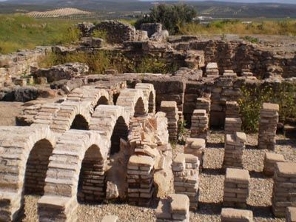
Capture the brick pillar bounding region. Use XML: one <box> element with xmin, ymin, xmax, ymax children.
<box><xmin>272</xmin><ymin>162</ymin><xmax>296</xmax><ymax>217</ymax></box>
<box><xmin>225</xmin><ymin>101</ymin><xmax>240</xmax><ymax>118</ymax></box>
<box><xmin>224</xmin><ymin>117</ymin><xmax>242</xmax><ymax>134</ymax></box>
<box><xmin>190</xmin><ymin>109</ymin><xmax>209</xmax><ymax>140</ymax></box>
<box><xmin>155</xmin><ymin>194</ymin><xmax>190</xmax><ymax>222</ymax></box>
<box><xmin>223</xmin><ymin>168</ymin><xmax>250</xmax><ymax>208</ymax></box>
<box><xmin>160</xmin><ymin>101</ymin><xmax>179</xmax><ymax>142</ymax></box>
<box><xmin>184</xmin><ymin>137</ymin><xmax>206</xmax><ymax>166</ymax></box>
<box><xmin>263</xmin><ymin>152</ymin><xmax>285</xmax><ymax>176</ymax></box>
<box><xmin>172</xmin><ymin>153</ymin><xmax>199</xmax><ymax>210</ymax></box>
<box><xmin>127</xmin><ymin>155</ymin><xmax>155</xmax><ymax>206</ymax></box>
<box><xmin>258</xmin><ymin>103</ymin><xmax>279</xmax><ymax>150</ymax></box>
<box><xmin>223</xmin><ymin>132</ymin><xmax>246</xmax><ymax>168</ymax></box>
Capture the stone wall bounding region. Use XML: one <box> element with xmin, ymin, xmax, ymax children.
<box><xmin>94</xmin><ymin>20</ymin><xmax>137</xmax><ymax>44</ymax></box>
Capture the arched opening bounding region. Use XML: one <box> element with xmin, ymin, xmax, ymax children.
<box><xmin>94</xmin><ymin>96</ymin><xmax>109</xmax><ymax>110</ymax></box>
<box><xmin>70</xmin><ymin>114</ymin><xmax>89</xmax><ymax>130</ymax></box>
<box><xmin>134</xmin><ymin>97</ymin><xmax>146</xmax><ymax>117</ymax></box>
<box><xmin>24</xmin><ymin>139</ymin><xmax>53</xmax><ymax>195</ymax></box>
<box><xmin>113</xmin><ymin>93</ymin><xmax>120</xmax><ymax>105</ymax></box>
<box><xmin>110</xmin><ymin>116</ymin><xmax>128</xmax><ymax>155</ymax></box>
<box><xmin>77</xmin><ymin>145</ymin><xmax>105</xmax><ymax>203</ymax></box>
<box><xmin>148</xmin><ymin>91</ymin><xmax>155</xmax><ymax>113</ymax></box>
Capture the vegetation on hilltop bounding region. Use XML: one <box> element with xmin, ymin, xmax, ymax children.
<box><xmin>135</xmin><ymin>3</ymin><xmax>197</xmax><ymax>34</ymax></box>
<box><xmin>0</xmin><ymin>15</ymin><xmax>80</xmax><ymax>54</ymax></box>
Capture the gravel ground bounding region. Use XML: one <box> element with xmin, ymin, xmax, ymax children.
<box><xmin>21</xmin><ymin>130</ymin><xmax>296</xmax><ymax>222</ymax></box>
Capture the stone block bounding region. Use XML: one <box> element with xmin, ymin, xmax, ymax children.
<box><xmin>221</xmin><ymin>208</ymin><xmax>253</xmax><ymax>222</ymax></box>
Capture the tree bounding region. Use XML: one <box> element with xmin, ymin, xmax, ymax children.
<box><xmin>135</xmin><ymin>3</ymin><xmax>197</xmax><ymax>35</ymax></box>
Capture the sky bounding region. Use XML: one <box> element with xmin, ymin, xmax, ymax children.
<box><xmin>140</xmin><ymin>0</ymin><xmax>296</xmax><ymax>3</ymax></box>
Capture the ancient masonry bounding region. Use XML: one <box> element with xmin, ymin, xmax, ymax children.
<box><xmin>190</xmin><ymin>109</ymin><xmax>209</xmax><ymax>140</ymax></box>
<box><xmin>1</xmin><ymin>19</ymin><xmax>296</xmax><ymax>221</ymax></box>
<box><xmin>155</xmin><ymin>194</ymin><xmax>190</xmax><ymax>222</ymax></box>
<box><xmin>172</xmin><ymin>153</ymin><xmax>199</xmax><ymax>210</ymax></box>
<box><xmin>258</xmin><ymin>103</ymin><xmax>279</xmax><ymax>150</ymax></box>
<box><xmin>223</xmin><ymin>132</ymin><xmax>247</xmax><ymax>168</ymax></box>
<box><xmin>272</xmin><ymin>162</ymin><xmax>296</xmax><ymax>217</ymax></box>
<box><xmin>223</xmin><ymin>168</ymin><xmax>250</xmax><ymax>208</ymax></box>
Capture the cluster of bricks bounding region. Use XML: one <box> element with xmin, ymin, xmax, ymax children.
<box><xmin>172</xmin><ymin>153</ymin><xmax>200</xmax><ymax>210</ymax></box>
<box><xmin>263</xmin><ymin>152</ymin><xmax>285</xmax><ymax>176</ymax></box>
<box><xmin>223</xmin><ymin>132</ymin><xmax>246</xmax><ymax>169</ymax></box>
<box><xmin>127</xmin><ymin>155</ymin><xmax>155</xmax><ymax>206</ymax></box>
<box><xmin>258</xmin><ymin>103</ymin><xmax>279</xmax><ymax>150</ymax></box>
<box><xmin>190</xmin><ymin>109</ymin><xmax>209</xmax><ymax>140</ymax></box>
<box><xmin>196</xmin><ymin>97</ymin><xmax>211</xmax><ymax>114</ymax></box>
<box><xmin>223</xmin><ymin>168</ymin><xmax>250</xmax><ymax>208</ymax></box>
<box><xmin>156</xmin><ymin>194</ymin><xmax>190</xmax><ymax>222</ymax></box>
<box><xmin>272</xmin><ymin>162</ymin><xmax>296</xmax><ymax>217</ymax></box>
<box><xmin>160</xmin><ymin>101</ymin><xmax>179</xmax><ymax>141</ymax></box>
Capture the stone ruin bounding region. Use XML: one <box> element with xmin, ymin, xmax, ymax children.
<box><xmin>0</xmin><ymin>20</ymin><xmax>296</xmax><ymax>221</ymax></box>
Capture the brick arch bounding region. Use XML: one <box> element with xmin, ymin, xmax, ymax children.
<box><xmin>116</xmin><ymin>88</ymin><xmax>148</xmax><ymax>117</ymax></box>
<box><xmin>90</xmin><ymin>105</ymin><xmax>129</xmax><ymax>155</ymax></box>
<box><xmin>0</xmin><ymin>126</ymin><xmax>56</xmax><ymax>221</ymax></box>
<box><xmin>38</xmin><ymin>130</ymin><xmax>109</xmax><ymax>221</ymax></box>
<box><xmin>135</xmin><ymin>83</ymin><xmax>156</xmax><ymax>114</ymax></box>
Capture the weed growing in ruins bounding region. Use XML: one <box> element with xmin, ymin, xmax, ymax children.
<box><xmin>238</xmin><ymin>82</ymin><xmax>296</xmax><ymax>133</ymax></box>
<box><xmin>242</xmin><ymin>36</ymin><xmax>259</xmax><ymax>43</ymax></box>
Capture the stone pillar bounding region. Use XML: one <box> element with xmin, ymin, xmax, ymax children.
<box><xmin>184</xmin><ymin>137</ymin><xmax>206</xmax><ymax>166</ymax></box>
<box><xmin>172</xmin><ymin>153</ymin><xmax>199</xmax><ymax>210</ymax></box>
<box><xmin>221</xmin><ymin>208</ymin><xmax>253</xmax><ymax>222</ymax></box>
<box><xmin>286</xmin><ymin>207</ymin><xmax>296</xmax><ymax>222</ymax></box>
<box><xmin>224</xmin><ymin>118</ymin><xmax>242</xmax><ymax>134</ymax></box>
<box><xmin>226</xmin><ymin>101</ymin><xmax>240</xmax><ymax>118</ymax></box>
<box><xmin>223</xmin><ymin>168</ymin><xmax>250</xmax><ymax>208</ymax></box>
<box><xmin>190</xmin><ymin>109</ymin><xmax>209</xmax><ymax>140</ymax></box>
<box><xmin>155</xmin><ymin>194</ymin><xmax>190</xmax><ymax>222</ymax></box>
<box><xmin>263</xmin><ymin>152</ymin><xmax>285</xmax><ymax>176</ymax></box>
<box><xmin>160</xmin><ymin>101</ymin><xmax>179</xmax><ymax>142</ymax></box>
<box><xmin>258</xmin><ymin>103</ymin><xmax>279</xmax><ymax>150</ymax></box>
<box><xmin>127</xmin><ymin>155</ymin><xmax>155</xmax><ymax>206</ymax></box>
<box><xmin>272</xmin><ymin>162</ymin><xmax>296</xmax><ymax>217</ymax></box>
<box><xmin>223</xmin><ymin>132</ymin><xmax>246</xmax><ymax>169</ymax></box>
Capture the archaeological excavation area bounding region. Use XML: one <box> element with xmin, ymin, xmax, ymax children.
<box><xmin>0</xmin><ymin>21</ymin><xmax>296</xmax><ymax>222</ymax></box>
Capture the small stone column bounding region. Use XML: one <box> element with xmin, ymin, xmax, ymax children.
<box><xmin>223</xmin><ymin>168</ymin><xmax>250</xmax><ymax>208</ymax></box>
<box><xmin>224</xmin><ymin>117</ymin><xmax>242</xmax><ymax>134</ymax></box>
<box><xmin>272</xmin><ymin>162</ymin><xmax>296</xmax><ymax>217</ymax></box>
<box><xmin>190</xmin><ymin>109</ymin><xmax>209</xmax><ymax>140</ymax></box>
<box><xmin>127</xmin><ymin>155</ymin><xmax>155</xmax><ymax>206</ymax></box>
<box><xmin>221</xmin><ymin>208</ymin><xmax>253</xmax><ymax>222</ymax></box>
<box><xmin>205</xmin><ymin>62</ymin><xmax>219</xmax><ymax>77</ymax></box>
<box><xmin>263</xmin><ymin>152</ymin><xmax>285</xmax><ymax>176</ymax></box>
<box><xmin>286</xmin><ymin>207</ymin><xmax>296</xmax><ymax>222</ymax></box>
<box><xmin>160</xmin><ymin>101</ymin><xmax>179</xmax><ymax>142</ymax></box>
<box><xmin>155</xmin><ymin>194</ymin><xmax>190</xmax><ymax>222</ymax></box>
<box><xmin>223</xmin><ymin>132</ymin><xmax>246</xmax><ymax>168</ymax></box>
<box><xmin>258</xmin><ymin>103</ymin><xmax>279</xmax><ymax>150</ymax></box>
<box><xmin>184</xmin><ymin>137</ymin><xmax>206</xmax><ymax>165</ymax></box>
<box><xmin>172</xmin><ymin>153</ymin><xmax>199</xmax><ymax>210</ymax></box>
<box><xmin>226</xmin><ymin>101</ymin><xmax>240</xmax><ymax>118</ymax></box>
